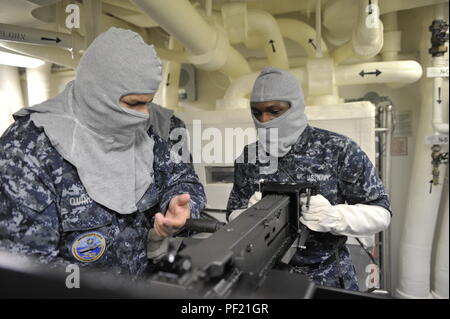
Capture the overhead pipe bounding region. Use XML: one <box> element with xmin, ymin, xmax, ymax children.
<box><xmin>335</xmin><ymin>60</ymin><xmax>423</xmax><ymax>86</ymax></box>
<box><xmin>323</xmin><ymin>0</ymin><xmax>448</xmax><ymax>48</ymax></box>
<box><xmin>218</xmin><ymin>60</ymin><xmax>423</xmax><ymax>109</ymax></box>
<box><xmin>131</xmin><ymin>0</ymin><xmax>251</xmax><ymax>79</ymax></box>
<box><xmin>161</xmin><ymin>37</ymin><xmax>183</xmax><ymax>110</ymax></box>
<box><xmin>213</xmin><ymin>0</ymin><xmax>311</xmax><ymax>16</ymax></box>
<box><xmin>31</xmin><ymin>0</ymin><xmax>147</xmax><ymax>40</ymax></box>
<box><xmin>381</xmin><ymin>12</ymin><xmax>401</xmax><ymax>62</ymax></box>
<box><xmin>245</xmin><ymin>10</ymin><xmax>289</xmax><ymax>69</ymax></box>
<box><xmin>381</xmin><ymin>11</ymin><xmax>409</xmax><ymax>89</ymax></box>
<box><xmin>276</xmin><ymin>19</ymin><xmax>329</xmax><ymax>58</ymax></box>
<box><xmin>0</xmin><ymin>23</ymin><xmax>82</xmax><ymax>52</ymax></box>
<box><xmin>0</xmin><ymin>40</ymin><xmax>80</xmax><ymax>69</ymax></box>
<box><xmin>248</xmin><ymin>56</ymin><xmax>307</xmax><ymax>71</ymax></box>
<box><xmin>216</xmin><ymin>72</ymin><xmax>260</xmax><ymax>110</ymax></box>
<box><xmin>332</xmin><ymin>0</ymin><xmax>384</xmax><ymax>64</ymax></box>
<box><xmin>221</xmin><ymin>3</ymin><xmax>289</xmax><ymax>69</ymax></box>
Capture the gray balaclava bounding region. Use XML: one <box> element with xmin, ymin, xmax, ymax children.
<box><xmin>250</xmin><ymin>67</ymin><xmax>308</xmax><ymax>157</ymax></box>
<box><xmin>14</xmin><ymin>27</ymin><xmax>163</xmax><ymax>214</ymax></box>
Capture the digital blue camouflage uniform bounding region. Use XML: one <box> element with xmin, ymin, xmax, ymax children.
<box><xmin>0</xmin><ymin>115</ymin><xmax>206</xmax><ymax>279</ymax></box>
<box><xmin>227</xmin><ymin>125</ymin><xmax>391</xmax><ymax>291</ymax></box>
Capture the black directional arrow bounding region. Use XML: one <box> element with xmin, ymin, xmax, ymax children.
<box><xmin>359</xmin><ymin>69</ymin><xmax>382</xmax><ymax>77</ymax></box>
<box><xmin>308</xmin><ymin>38</ymin><xmax>317</xmax><ymax>50</ymax></box>
<box><xmin>368</xmin><ymin>0</ymin><xmax>373</xmax><ymax>14</ymax></box>
<box><xmin>269</xmin><ymin>40</ymin><xmax>276</xmax><ymax>53</ymax></box>
<box><xmin>166</xmin><ymin>73</ymin><xmax>171</xmax><ymax>86</ymax></box>
<box><xmin>437</xmin><ymin>87</ymin><xmax>442</xmax><ymax>104</ymax></box>
<box><xmin>41</xmin><ymin>36</ymin><xmax>61</xmax><ymax>43</ymax></box>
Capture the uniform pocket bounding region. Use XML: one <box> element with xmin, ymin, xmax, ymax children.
<box><xmin>60</xmin><ymin>196</ymin><xmax>113</xmax><ymax>232</ymax></box>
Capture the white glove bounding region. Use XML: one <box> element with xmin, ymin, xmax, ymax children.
<box><xmin>300</xmin><ymin>194</ymin><xmax>391</xmax><ymax>237</ymax></box>
<box><xmin>248</xmin><ymin>191</ymin><xmax>262</xmax><ymax>208</ymax></box>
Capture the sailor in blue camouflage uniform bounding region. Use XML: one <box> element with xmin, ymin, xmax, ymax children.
<box><xmin>227</xmin><ymin>67</ymin><xmax>391</xmax><ymax>291</ymax></box>
<box><xmin>0</xmin><ymin>28</ymin><xmax>205</xmax><ymax>279</ymax></box>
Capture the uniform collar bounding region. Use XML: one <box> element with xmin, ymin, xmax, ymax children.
<box><xmin>291</xmin><ymin>124</ymin><xmax>312</xmax><ymax>153</ymax></box>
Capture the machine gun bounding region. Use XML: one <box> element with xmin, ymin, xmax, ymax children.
<box><xmin>145</xmin><ymin>182</ymin><xmax>319</xmax><ymax>298</ymax></box>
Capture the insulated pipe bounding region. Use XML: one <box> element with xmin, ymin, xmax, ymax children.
<box><xmin>132</xmin><ymin>0</ymin><xmax>251</xmax><ymax>79</ymax></box>
<box><xmin>0</xmin><ymin>23</ymin><xmax>81</xmax><ymax>51</ymax></box>
<box><xmin>0</xmin><ymin>40</ymin><xmax>80</xmax><ymax>69</ymax></box>
<box><xmin>245</xmin><ymin>10</ymin><xmax>289</xmax><ymax>69</ymax></box>
<box><xmin>216</xmin><ymin>68</ymin><xmax>307</xmax><ymax>109</ymax></box>
<box><xmin>353</xmin><ymin>0</ymin><xmax>384</xmax><ymax>57</ymax></box>
<box><xmin>431</xmin><ymin>57</ymin><xmax>449</xmax><ymax>134</ymax></box>
<box><xmin>248</xmin><ymin>56</ymin><xmax>307</xmax><ymax>71</ymax></box>
<box><xmin>332</xmin><ymin>0</ymin><xmax>383</xmax><ymax>64</ymax></box>
<box><xmin>221</xmin><ymin>4</ymin><xmax>288</xmax><ymax>69</ymax></box>
<box><xmin>381</xmin><ymin>12</ymin><xmax>401</xmax><ymax>62</ymax></box>
<box><xmin>276</xmin><ymin>19</ymin><xmax>329</xmax><ymax>58</ymax></box>
<box><xmin>381</xmin><ymin>12</ymin><xmax>406</xmax><ymax>89</ymax></box>
<box><xmin>396</xmin><ymin>3</ymin><xmax>449</xmax><ymax>299</ymax></box>
<box><xmin>219</xmin><ymin>60</ymin><xmax>423</xmax><ymax>109</ymax></box>
<box><xmin>382</xmin><ymin>104</ymin><xmax>393</xmax><ymax>292</ymax></box>
<box><xmin>431</xmin><ymin>169</ymin><xmax>449</xmax><ymax>299</ymax></box>
<box><xmin>216</xmin><ymin>72</ymin><xmax>259</xmax><ymax>110</ymax></box>
<box><xmin>335</xmin><ymin>60</ymin><xmax>423</xmax><ymax>86</ymax></box>
<box><xmin>395</xmin><ymin>129</ymin><xmax>447</xmax><ymax>298</ymax></box>
<box><xmin>161</xmin><ymin>37</ymin><xmax>182</xmax><ymax>110</ymax></box>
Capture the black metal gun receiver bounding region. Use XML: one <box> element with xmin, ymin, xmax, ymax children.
<box><xmin>145</xmin><ymin>182</ymin><xmax>319</xmax><ymax>298</ymax></box>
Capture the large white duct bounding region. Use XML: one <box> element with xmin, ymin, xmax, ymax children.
<box><xmin>26</xmin><ymin>62</ymin><xmax>51</xmax><ymax>106</ymax></box>
<box><xmin>0</xmin><ymin>65</ymin><xmax>24</xmax><ymax>135</ymax></box>
<box><xmin>132</xmin><ymin>0</ymin><xmax>251</xmax><ymax>79</ymax></box>
<box><xmin>431</xmin><ymin>168</ymin><xmax>449</xmax><ymax>299</ymax></box>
